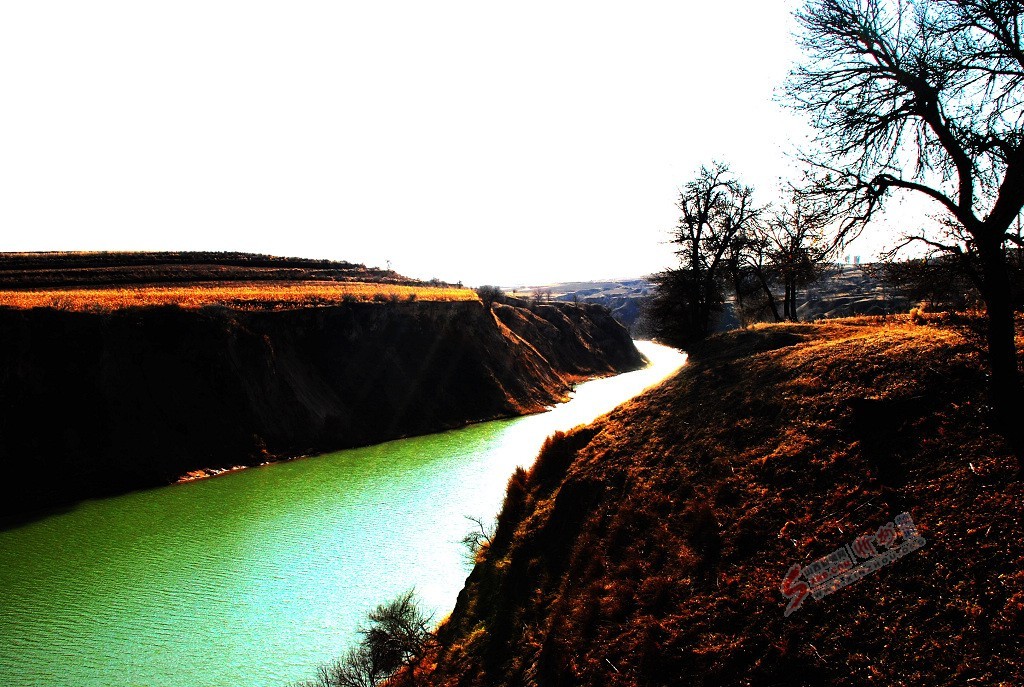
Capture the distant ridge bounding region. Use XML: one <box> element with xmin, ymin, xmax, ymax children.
<box><xmin>0</xmin><ymin>251</ymin><xmax>424</xmax><ymax>289</ymax></box>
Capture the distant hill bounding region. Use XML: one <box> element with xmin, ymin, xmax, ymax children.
<box><xmin>0</xmin><ymin>251</ymin><xmax>428</xmax><ymax>289</ymax></box>
<box><xmin>509</xmin><ymin>278</ymin><xmax>655</xmax><ymax>335</ymax></box>
<box><xmin>0</xmin><ymin>251</ymin><xmax>475</xmax><ymax>311</ymax></box>
<box><xmin>796</xmin><ymin>264</ymin><xmax>910</xmax><ymax>319</ymax></box>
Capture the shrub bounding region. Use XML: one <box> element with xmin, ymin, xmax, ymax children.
<box><xmin>910</xmin><ymin>302</ymin><xmax>929</xmax><ymax>325</ymax></box>
<box><xmin>361</xmin><ymin>590</ymin><xmax>432</xmax><ymax>677</ymax></box>
<box><xmin>476</xmin><ymin>285</ymin><xmax>503</xmax><ymax>308</ymax></box>
<box><xmin>460</xmin><ymin>515</ymin><xmax>494</xmax><ymax>566</ymax></box>
<box><xmin>492</xmin><ymin>467</ymin><xmax>530</xmax><ymax>550</ymax></box>
<box><xmin>291</xmin><ymin>590</ymin><xmax>432</xmax><ymax>687</ymax></box>
<box><xmin>528</xmin><ymin>427</ymin><xmax>599</xmax><ymax>493</ymax></box>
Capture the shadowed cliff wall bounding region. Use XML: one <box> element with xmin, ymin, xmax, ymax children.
<box><xmin>0</xmin><ymin>300</ymin><xmax>643</xmax><ymax>518</ymax></box>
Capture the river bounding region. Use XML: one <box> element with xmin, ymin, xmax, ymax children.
<box><xmin>0</xmin><ymin>341</ymin><xmax>685</xmax><ymax>687</ymax></box>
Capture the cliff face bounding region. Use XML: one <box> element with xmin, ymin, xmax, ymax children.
<box><xmin>0</xmin><ymin>300</ymin><xmax>643</xmax><ymax>518</ymax></box>
<box><xmin>421</xmin><ymin>319</ymin><xmax>1022</xmax><ymax>687</ymax></box>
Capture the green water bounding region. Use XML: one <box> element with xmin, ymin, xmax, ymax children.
<box><xmin>0</xmin><ymin>342</ymin><xmax>685</xmax><ymax>687</ymax></box>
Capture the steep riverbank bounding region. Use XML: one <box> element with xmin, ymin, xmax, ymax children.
<box><xmin>0</xmin><ymin>299</ymin><xmax>643</xmax><ymax>518</ymax></box>
<box><xmin>417</xmin><ymin>317</ymin><xmax>1022</xmax><ymax>687</ymax></box>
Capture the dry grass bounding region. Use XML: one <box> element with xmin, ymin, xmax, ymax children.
<box><xmin>0</xmin><ymin>282</ymin><xmax>479</xmax><ymax>311</ymax></box>
<box><xmin>422</xmin><ymin>317</ymin><xmax>1024</xmax><ymax>687</ymax></box>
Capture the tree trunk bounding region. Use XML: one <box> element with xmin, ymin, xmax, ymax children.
<box><xmin>789</xmin><ymin>280</ymin><xmax>799</xmax><ymax>322</ymax></box>
<box><xmin>784</xmin><ymin>279</ymin><xmax>798</xmax><ymax>321</ymax></box>
<box><xmin>978</xmin><ymin>239</ymin><xmax>1023</xmax><ymax>460</ymax></box>
<box><xmin>755</xmin><ymin>270</ymin><xmax>781</xmax><ymax>322</ymax></box>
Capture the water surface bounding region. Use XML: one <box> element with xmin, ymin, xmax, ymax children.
<box><xmin>0</xmin><ymin>341</ymin><xmax>685</xmax><ymax>687</ymax></box>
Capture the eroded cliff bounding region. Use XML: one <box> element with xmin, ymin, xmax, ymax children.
<box><xmin>0</xmin><ymin>300</ymin><xmax>643</xmax><ymax>518</ymax></box>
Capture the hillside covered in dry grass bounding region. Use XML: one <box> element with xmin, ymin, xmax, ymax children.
<box><xmin>0</xmin><ymin>281</ymin><xmax>478</xmax><ymax>311</ymax></box>
<box><xmin>420</xmin><ymin>317</ymin><xmax>1023</xmax><ymax>686</ymax></box>
<box><xmin>0</xmin><ymin>251</ymin><xmax>418</xmax><ymax>288</ymax></box>
<box><xmin>0</xmin><ymin>251</ymin><xmax>475</xmax><ymax>310</ymax></box>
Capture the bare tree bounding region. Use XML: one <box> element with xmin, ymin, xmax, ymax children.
<box><xmin>332</xmin><ymin>647</ymin><xmax>379</xmax><ymax>687</ymax></box>
<box><xmin>651</xmin><ymin>163</ymin><xmax>760</xmax><ymax>345</ymax></box>
<box><xmin>758</xmin><ymin>195</ymin><xmax>835</xmax><ymax>321</ymax></box>
<box><xmin>295</xmin><ymin>648</ymin><xmax>378</xmax><ymax>687</ymax></box>
<box><xmin>738</xmin><ymin>231</ymin><xmax>784</xmax><ymax>324</ymax></box>
<box><xmin>292</xmin><ymin>590</ymin><xmax>432</xmax><ymax>687</ymax></box>
<box><xmin>459</xmin><ymin>515</ymin><xmax>493</xmax><ymax>566</ymax></box>
<box><xmin>787</xmin><ymin>0</ymin><xmax>1024</xmax><ymax>454</ymax></box>
<box><xmin>361</xmin><ymin>589</ymin><xmax>432</xmax><ymax>679</ymax></box>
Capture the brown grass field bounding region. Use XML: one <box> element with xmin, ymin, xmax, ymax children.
<box><xmin>0</xmin><ymin>282</ymin><xmax>479</xmax><ymax>311</ymax></box>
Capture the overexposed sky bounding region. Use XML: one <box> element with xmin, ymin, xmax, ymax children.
<box><xmin>0</xmin><ymin>0</ymin><xmax>863</xmax><ymax>286</ymax></box>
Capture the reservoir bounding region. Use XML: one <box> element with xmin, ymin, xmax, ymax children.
<box><xmin>0</xmin><ymin>341</ymin><xmax>685</xmax><ymax>687</ymax></box>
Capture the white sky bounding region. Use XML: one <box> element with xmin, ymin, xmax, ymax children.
<box><xmin>0</xmin><ymin>0</ymin><xmax>891</xmax><ymax>287</ymax></box>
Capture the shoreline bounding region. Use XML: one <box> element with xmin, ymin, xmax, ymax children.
<box><xmin>170</xmin><ymin>355</ymin><xmax>656</xmax><ymax>486</ymax></box>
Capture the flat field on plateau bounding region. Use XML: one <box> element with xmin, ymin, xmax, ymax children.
<box><xmin>0</xmin><ymin>282</ymin><xmax>479</xmax><ymax>311</ymax></box>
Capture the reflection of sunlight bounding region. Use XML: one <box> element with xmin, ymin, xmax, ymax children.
<box><xmin>537</xmin><ymin>341</ymin><xmax>687</xmax><ymax>431</ymax></box>
<box><xmin>0</xmin><ymin>341</ymin><xmax>685</xmax><ymax>687</ymax></box>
